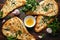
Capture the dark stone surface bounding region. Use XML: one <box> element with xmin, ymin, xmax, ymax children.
<box><xmin>0</xmin><ymin>0</ymin><xmax>60</xmax><ymax>40</ymax></box>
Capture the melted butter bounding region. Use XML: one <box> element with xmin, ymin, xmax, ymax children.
<box><xmin>26</xmin><ymin>18</ymin><xmax>34</xmax><ymax>26</ymax></box>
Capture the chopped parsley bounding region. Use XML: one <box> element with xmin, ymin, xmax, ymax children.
<box><xmin>17</xmin><ymin>30</ymin><xmax>22</xmax><ymax>35</ymax></box>
<box><xmin>7</xmin><ymin>16</ymin><xmax>11</xmax><ymax>19</ymax></box>
<box><xmin>48</xmin><ymin>18</ymin><xmax>60</xmax><ymax>35</ymax></box>
<box><xmin>44</xmin><ymin>16</ymin><xmax>54</xmax><ymax>20</ymax></box>
<box><xmin>43</xmin><ymin>6</ymin><xmax>49</xmax><ymax>12</ymax></box>
<box><xmin>20</xmin><ymin>0</ymin><xmax>39</xmax><ymax>12</ymax></box>
<box><xmin>16</xmin><ymin>30</ymin><xmax>22</xmax><ymax>37</ymax></box>
<box><xmin>7</xmin><ymin>36</ymin><xmax>16</xmax><ymax>40</ymax></box>
<box><xmin>42</xmin><ymin>16</ymin><xmax>54</xmax><ymax>23</ymax></box>
<box><xmin>43</xmin><ymin>3</ymin><xmax>53</xmax><ymax>12</ymax></box>
<box><xmin>41</xmin><ymin>34</ymin><xmax>45</xmax><ymax>38</ymax></box>
<box><xmin>7</xmin><ymin>30</ymin><xmax>22</xmax><ymax>40</ymax></box>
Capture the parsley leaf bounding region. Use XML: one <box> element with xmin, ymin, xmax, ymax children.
<box><xmin>7</xmin><ymin>16</ymin><xmax>11</xmax><ymax>19</ymax></box>
<box><xmin>42</xmin><ymin>16</ymin><xmax>55</xmax><ymax>23</ymax></box>
<box><xmin>20</xmin><ymin>0</ymin><xmax>39</xmax><ymax>12</ymax></box>
<box><xmin>43</xmin><ymin>6</ymin><xmax>49</xmax><ymax>12</ymax></box>
<box><xmin>7</xmin><ymin>36</ymin><xmax>16</xmax><ymax>40</ymax></box>
<box><xmin>48</xmin><ymin>18</ymin><xmax>60</xmax><ymax>35</ymax></box>
<box><xmin>16</xmin><ymin>30</ymin><xmax>22</xmax><ymax>37</ymax></box>
<box><xmin>43</xmin><ymin>3</ymin><xmax>53</xmax><ymax>12</ymax></box>
<box><xmin>42</xmin><ymin>34</ymin><xmax>45</xmax><ymax>38</ymax></box>
<box><xmin>17</xmin><ymin>30</ymin><xmax>22</xmax><ymax>35</ymax></box>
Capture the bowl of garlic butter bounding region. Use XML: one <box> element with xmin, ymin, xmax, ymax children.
<box><xmin>24</xmin><ymin>16</ymin><xmax>36</xmax><ymax>28</ymax></box>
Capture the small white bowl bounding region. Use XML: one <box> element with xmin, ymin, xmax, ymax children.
<box><xmin>24</xmin><ymin>16</ymin><xmax>36</xmax><ymax>28</ymax></box>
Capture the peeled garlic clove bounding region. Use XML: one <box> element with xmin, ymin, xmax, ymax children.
<box><xmin>12</xmin><ymin>9</ymin><xmax>20</xmax><ymax>15</ymax></box>
<box><xmin>46</xmin><ymin>28</ymin><xmax>52</xmax><ymax>33</ymax></box>
<box><xmin>2</xmin><ymin>19</ymin><xmax>5</xmax><ymax>23</ymax></box>
<box><xmin>38</xmin><ymin>35</ymin><xmax>43</xmax><ymax>39</ymax></box>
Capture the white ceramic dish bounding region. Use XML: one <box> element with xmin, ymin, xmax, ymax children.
<box><xmin>24</xmin><ymin>16</ymin><xmax>36</xmax><ymax>28</ymax></box>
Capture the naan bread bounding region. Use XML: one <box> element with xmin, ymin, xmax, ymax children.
<box><xmin>34</xmin><ymin>16</ymin><xmax>54</xmax><ymax>32</ymax></box>
<box><xmin>2</xmin><ymin>17</ymin><xmax>35</xmax><ymax>40</ymax></box>
<box><xmin>26</xmin><ymin>0</ymin><xmax>58</xmax><ymax>16</ymax></box>
<box><xmin>1</xmin><ymin>0</ymin><xmax>26</xmax><ymax>18</ymax></box>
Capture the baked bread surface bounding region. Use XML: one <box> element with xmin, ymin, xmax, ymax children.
<box><xmin>2</xmin><ymin>17</ymin><xmax>35</xmax><ymax>40</ymax></box>
<box><xmin>1</xmin><ymin>0</ymin><xmax>26</xmax><ymax>18</ymax></box>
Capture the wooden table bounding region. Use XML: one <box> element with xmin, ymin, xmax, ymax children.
<box><xmin>0</xmin><ymin>0</ymin><xmax>60</xmax><ymax>40</ymax></box>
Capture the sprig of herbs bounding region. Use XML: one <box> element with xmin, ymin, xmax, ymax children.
<box><xmin>48</xmin><ymin>18</ymin><xmax>60</xmax><ymax>35</ymax></box>
<box><xmin>20</xmin><ymin>0</ymin><xmax>39</xmax><ymax>12</ymax></box>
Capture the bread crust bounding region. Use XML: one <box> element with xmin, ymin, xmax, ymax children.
<box><xmin>34</xmin><ymin>16</ymin><xmax>54</xmax><ymax>32</ymax></box>
<box><xmin>2</xmin><ymin>17</ymin><xmax>35</xmax><ymax>40</ymax></box>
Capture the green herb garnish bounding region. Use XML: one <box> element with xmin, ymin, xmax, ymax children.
<box><xmin>48</xmin><ymin>18</ymin><xmax>60</xmax><ymax>35</ymax></box>
<box><xmin>17</xmin><ymin>30</ymin><xmax>22</xmax><ymax>35</ymax></box>
<box><xmin>42</xmin><ymin>34</ymin><xmax>45</xmax><ymax>38</ymax></box>
<box><xmin>42</xmin><ymin>16</ymin><xmax>54</xmax><ymax>23</ymax></box>
<box><xmin>20</xmin><ymin>0</ymin><xmax>39</xmax><ymax>12</ymax></box>
<box><xmin>43</xmin><ymin>6</ymin><xmax>49</xmax><ymax>12</ymax></box>
<box><xmin>7</xmin><ymin>16</ymin><xmax>11</xmax><ymax>19</ymax></box>
<box><xmin>7</xmin><ymin>31</ymin><xmax>22</xmax><ymax>40</ymax></box>
<box><xmin>44</xmin><ymin>16</ymin><xmax>54</xmax><ymax>20</ymax></box>
<box><xmin>43</xmin><ymin>3</ymin><xmax>53</xmax><ymax>12</ymax></box>
<box><xmin>16</xmin><ymin>30</ymin><xmax>22</xmax><ymax>37</ymax></box>
<box><xmin>7</xmin><ymin>36</ymin><xmax>16</xmax><ymax>40</ymax></box>
<box><xmin>0</xmin><ymin>11</ymin><xmax>3</xmax><ymax>18</ymax></box>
